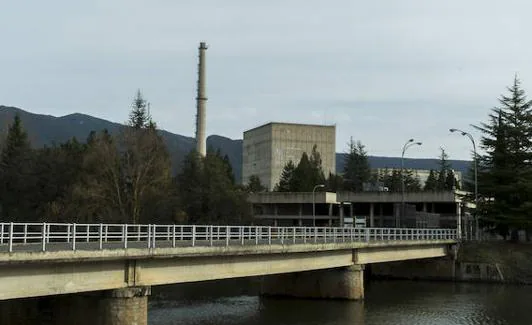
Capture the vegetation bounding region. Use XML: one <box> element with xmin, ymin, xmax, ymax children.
<box><xmin>0</xmin><ymin>91</ymin><xmax>252</xmax><ymax>224</ymax></box>
<box><xmin>474</xmin><ymin>76</ymin><xmax>532</xmax><ymax>240</ymax></box>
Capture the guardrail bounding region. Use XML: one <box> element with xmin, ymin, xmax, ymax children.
<box><xmin>0</xmin><ymin>223</ymin><xmax>457</xmax><ymax>253</ymax></box>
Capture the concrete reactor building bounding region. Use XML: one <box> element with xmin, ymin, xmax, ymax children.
<box><xmin>242</xmin><ymin>122</ymin><xmax>336</xmax><ymax>190</ymax></box>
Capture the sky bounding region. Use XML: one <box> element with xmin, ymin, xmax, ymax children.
<box><xmin>1</xmin><ymin>0</ymin><xmax>531</xmax><ymax>160</ymax></box>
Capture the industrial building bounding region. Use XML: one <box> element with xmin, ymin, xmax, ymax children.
<box><xmin>242</xmin><ymin>122</ymin><xmax>336</xmax><ymax>190</ymax></box>
<box><xmin>248</xmin><ymin>190</ymin><xmax>475</xmax><ymax>234</ymax></box>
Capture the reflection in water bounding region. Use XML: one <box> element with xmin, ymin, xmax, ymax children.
<box><xmin>149</xmin><ymin>280</ymin><xmax>532</xmax><ymax>325</ymax></box>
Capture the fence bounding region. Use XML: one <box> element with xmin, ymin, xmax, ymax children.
<box><xmin>0</xmin><ymin>223</ymin><xmax>457</xmax><ymax>253</ymax></box>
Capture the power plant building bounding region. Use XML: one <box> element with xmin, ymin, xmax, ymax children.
<box><xmin>243</xmin><ymin>122</ymin><xmax>336</xmax><ymax>190</ymax></box>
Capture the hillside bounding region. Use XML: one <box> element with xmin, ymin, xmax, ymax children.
<box><xmin>0</xmin><ymin>106</ymin><xmax>471</xmax><ymax>183</ymax></box>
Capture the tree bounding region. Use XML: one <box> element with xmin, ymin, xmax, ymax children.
<box><xmin>246</xmin><ymin>175</ymin><xmax>266</xmax><ymax>193</ymax></box>
<box><xmin>343</xmin><ymin>139</ymin><xmax>371</xmax><ymax>192</ymax></box>
<box><xmin>275</xmin><ymin>161</ymin><xmax>296</xmax><ymax>192</ymax></box>
<box><xmin>128</xmin><ymin>89</ymin><xmax>155</xmax><ymax>129</ymax></box>
<box><xmin>73</xmin><ymin>95</ymin><xmax>172</xmax><ymax>224</ymax></box>
<box><xmin>437</xmin><ymin>148</ymin><xmax>452</xmax><ymax>190</ymax></box>
<box><xmin>424</xmin><ymin>169</ymin><xmax>438</xmax><ymax>191</ymax></box>
<box><xmin>177</xmin><ymin>149</ymin><xmax>251</xmax><ymax>224</ymax></box>
<box><xmin>0</xmin><ymin>114</ymin><xmax>37</xmax><ymax>221</ymax></box>
<box><xmin>474</xmin><ymin>76</ymin><xmax>532</xmax><ymax>239</ymax></box>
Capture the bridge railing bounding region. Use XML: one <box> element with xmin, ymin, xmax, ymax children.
<box><xmin>0</xmin><ymin>223</ymin><xmax>457</xmax><ymax>253</ymax></box>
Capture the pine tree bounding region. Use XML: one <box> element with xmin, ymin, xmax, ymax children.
<box><xmin>275</xmin><ymin>161</ymin><xmax>296</xmax><ymax>192</ymax></box>
<box><xmin>128</xmin><ymin>89</ymin><xmax>154</xmax><ymax>129</ymax></box>
<box><xmin>343</xmin><ymin>138</ymin><xmax>371</xmax><ymax>192</ymax></box>
<box><xmin>474</xmin><ymin>76</ymin><xmax>532</xmax><ymax>239</ymax></box>
<box><xmin>0</xmin><ymin>114</ymin><xmax>36</xmax><ymax>220</ymax></box>
<box><xmin>424</xmin><ymin>169</ymin><xmax>438</xmax><ymax>191</ymax></box>
<box><xmin>437</xmin><ymin>148</ymin><xmax>452</xmax><ymax>190</ymax></box>
<box><xmin>246</xmin><ymin>175</ymin><xmax>266</xmax><ymax>193</ymax></box>
<box><xmin>292</xmin><ymin>152</ymin><xmax>315</xmax><ymax>191</ymax></box>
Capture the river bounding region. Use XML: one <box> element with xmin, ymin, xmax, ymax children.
<box><xmin>148</xmin><ymin>278</ymin><xmax>532</xmax><ymax>325</ymax></box>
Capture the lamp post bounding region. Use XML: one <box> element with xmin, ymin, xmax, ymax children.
<box><xmin>450</xmin><ymin>128</ymin><xmax>478</xmax><ymax>240</ymax></box>
<box><xmin>401</xmin><ymin>139</ymin><xmax>422</xmax><ymax>227</ymax></box>
<box><xmin>312</xmin><ymin>184</ymin><xmax>326</xmax><ymax>227</ymax></box>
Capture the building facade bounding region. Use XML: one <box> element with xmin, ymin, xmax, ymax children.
<box><xmin>242</xmin><ymin>122</ymin><xmax>336</xmax><ymax>190</ymax></box>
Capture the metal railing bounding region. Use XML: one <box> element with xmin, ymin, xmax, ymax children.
<box><xmin>0</xmin><ymin>223</ymin><xmax>457</xmax><ymax>253</ymax></box>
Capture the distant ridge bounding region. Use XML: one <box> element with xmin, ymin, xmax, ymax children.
<box><xmin>0</xmin><ymin>106</ymin><xmax>471</xmax><ymax>182</ymax></box>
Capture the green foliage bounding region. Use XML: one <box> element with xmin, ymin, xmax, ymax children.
<box><xmin>177</xmin><ymin>150</ymin><xmax>251</xmax><ymax>224</ymax></box>
<box><xmin>275</xmin><ymin>161</ymin><xmax>296</xmax><ymax>192</ymax></box>
<box><xmin>246</xmin><ymin>175</ymin><xmax>266</xmax><ymax>193</ymax></box>
<box><xmin>0</xmin><ymin>93</ymin><xmax>250</xmax><ymax>226</ymax></box>
<box><xmin>273</xmin><ymin>145</ymin><xmax>327</xmax><ymax>192</ymax></box>
<box><xmin>0</xmin><ymin>114</ymin><xmax>36</xmax><ymax>220</ymax></box>
<box><xmin>474</xmin><ymin>76</ymin><xmax>532</xmax><ymax>239</ymax></box>
<box><xmin>326</xmin><ymin>172</ymin><xmax>344</xmax><ymax>192</ymax></box>
<box><xmin>343</xmin><ymin>139</ymin><xmax>371</xmax><ymax>192</ymax></box>
<box><xmin>424</xmin><ymin>169</ymin><xmax>438</xmax><ymax>191</ymax></box>
<box><xmin>378</xmin><ymin>168</ymin><xmax>421</xmax><ymax>192</ymax></box>
<box><xmin>128</xmin><ymin>89</ymin><xmax>155</xmax><ymax>130</ymax></box>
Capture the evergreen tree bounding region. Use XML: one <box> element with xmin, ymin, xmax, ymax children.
<box><xmin>343</xmin><ymin>138</ymin><xmax>371</xmax><ymax>192</ymax></box>
<box><xmin>128</xmin><ymin>89</ymin><xmax>154</xmax><ymax>129</ymax></box>
<box><xmin>246</xmin><ymin>175</ymin><xmax>266</xmax><ymax>193</ymax></box>
<box><xmin>0</xmin><ymin>114</ymin><xmax>36</xmax><ymax>220</ymax></box>
<box><xmin>404</xmin><ymin>169</ymin><xmax>422</xmax><ymax>191</ymax></box>
<box><xmin>275</xmin><ymin>161</ymin><xmax>296</xmax><ymax>192</ymax></box>
<box><xmin>309</xmin><ymin>144</ymin><xmax>326</xmax><ymax>186</ymax></box>
<box><xmin>291</xmin><ymin>152</ymin><xmax>315</xmax><ymax>191</ymax></box>
<box><xmin>437</xmin><ymin>148</ymin><xmax>452</xmax><ymax>190</ymax></box>
<box><xmin>326</xmin><ymin>172</ymin><xmax>344</xmax><ymax>192</ymax></box>
<box><xmin>424</xmin><ymin>169</ymin><xmax>438</xmax><ymax>191</ymax></box>
<box><xmin>474</xmin><ymin>76</ymin><xmax>532</xmax><ymax>239</ymax></box>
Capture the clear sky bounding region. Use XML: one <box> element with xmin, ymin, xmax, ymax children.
<box><xmin>1</xmin><ymin>0</ymin><xmax>531</xmax><ymax>160</ymax></box>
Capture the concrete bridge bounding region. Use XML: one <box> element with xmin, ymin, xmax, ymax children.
<box><xmin>0</xmin><ymin>223</ymin><xmax>458</xmax><ymax>325</ymax></box>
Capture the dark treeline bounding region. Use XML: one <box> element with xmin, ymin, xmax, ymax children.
<box><xmin>0</xmin><ymin>91</ymin><xmax>252</xmax><ymax>224</ymax></box>
<box><xmin>274</xmin><ymin>139</ymin><xmax>458</xmax><ymax>193</ymax></box>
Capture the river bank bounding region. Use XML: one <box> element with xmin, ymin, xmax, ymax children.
<box><xmin>371</xmin><ymin>241</ymin><xmax>532</xmax><ymax>284</ymax></box>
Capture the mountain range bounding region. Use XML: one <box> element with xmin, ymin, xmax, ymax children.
<box><xmin>0</xmin><ymin>106</ymin><xmax>472</xmax><ymax>182</ymax></box>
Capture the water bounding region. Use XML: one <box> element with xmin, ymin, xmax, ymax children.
<box><xmin>149</xmin><ymin>279</ymin><xmax>532</xmax><ymax>325</ymax></box>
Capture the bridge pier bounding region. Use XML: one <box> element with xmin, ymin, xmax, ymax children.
<box><xmin>261</xmin><ymin>265</ymin><xmax>365</xmax><ymax>300</ymax></box>
<box><xmin>0</xmin><ymin>286</ymin><xmax>151</xmax><ymax>325</ymax></box>
<box><xmin>100</xmin><ymin>286</ymin><xmax>151</xmax><ymax>325</ymax></box>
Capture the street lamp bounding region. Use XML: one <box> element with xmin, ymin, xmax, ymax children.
<box><xmin>450</xmin><ymin>128</ymin><xmax>478</xmax><ymax>240</ymax></box>
<box><xmin>401</xmin><ymin>139</ymin><xmax>422</xmax><ymax>227</ymax></box>
<box><xmin>312</xmin><ymin>184</ymin><xmax>326</xmax><ymax>227</ymax></box>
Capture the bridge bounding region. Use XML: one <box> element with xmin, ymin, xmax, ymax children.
<box><xmin>0</xmin><ymin>223</ymin><xmax>458</xmax><ymax>325</ymax></box>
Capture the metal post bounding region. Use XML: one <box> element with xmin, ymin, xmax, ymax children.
<box><xmin>192</xmin><ymin>225</ymin><xmax>196</xmax><ymax>247</ymax></box>
<box><xmin>8</xmin><ymin>222</ymin><xmax>13</xmax><ymax>253</ymax></box>
<box><xmin>172</xmin><ymin>225</ymin><xmax>176</xmax><ymax>248</ymax></box>
<box><xmin>312</xmin><ymin>184</ymin><xmax>325</xmax><ymax>227</ymax></box>
<box><xmin>99</xmin><ymin>224</ymin><xmax>103</xmax><ymax>250</ymax></box>
<box><xmin>72</xmin><ymin>223</ymin><xmax>76</xmax><ymax>251</ymax></box>
<box><xmin>123</xmin><ymin>225</ymin><xmax>128</xmax><ymax>249</ymax></box>
<box><xmin>401</xmin><ymin>139</ymin><xmax>422</xmax><ymax>228</ymax></box>
<box><xmin>450</xmin><ymin>128</ymin><xmax>479</xmax><ymax>240</ymax></box>
<box><xmin>42</xmin><ymin>223</ymin><xmax>46</xmax><ymax>252</ymax></box>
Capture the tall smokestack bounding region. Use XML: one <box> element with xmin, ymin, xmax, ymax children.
<box><xmin>195</xmin><ymin>42</ymin><xmax>208</xmax><ymax>157</ymax></box>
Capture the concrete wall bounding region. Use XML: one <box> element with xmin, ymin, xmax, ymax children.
<box><xmin>337</xmin><ymin>191</ymin><xmax>458</xmax><ymax>203</ymax></box>
<box><xmin>243</xmin><ymin>122</ymin><xmax>336</xmax><ymax>190</ymax></box>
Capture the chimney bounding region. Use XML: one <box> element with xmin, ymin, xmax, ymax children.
<box><xmin>195</xmin><ymin>42</ymin><xmax>208</xmax><ymax>157</ymax></box>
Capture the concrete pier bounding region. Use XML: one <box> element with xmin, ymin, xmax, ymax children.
<box><xmin>0</xmin><ymin>286</ymin><xmax>151</xmax><ymax>325</ymax></box>
<box><xmin>261</xmin><ymin>265</ymin><xmax>365</xmax><ymax>300</ymax></box>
